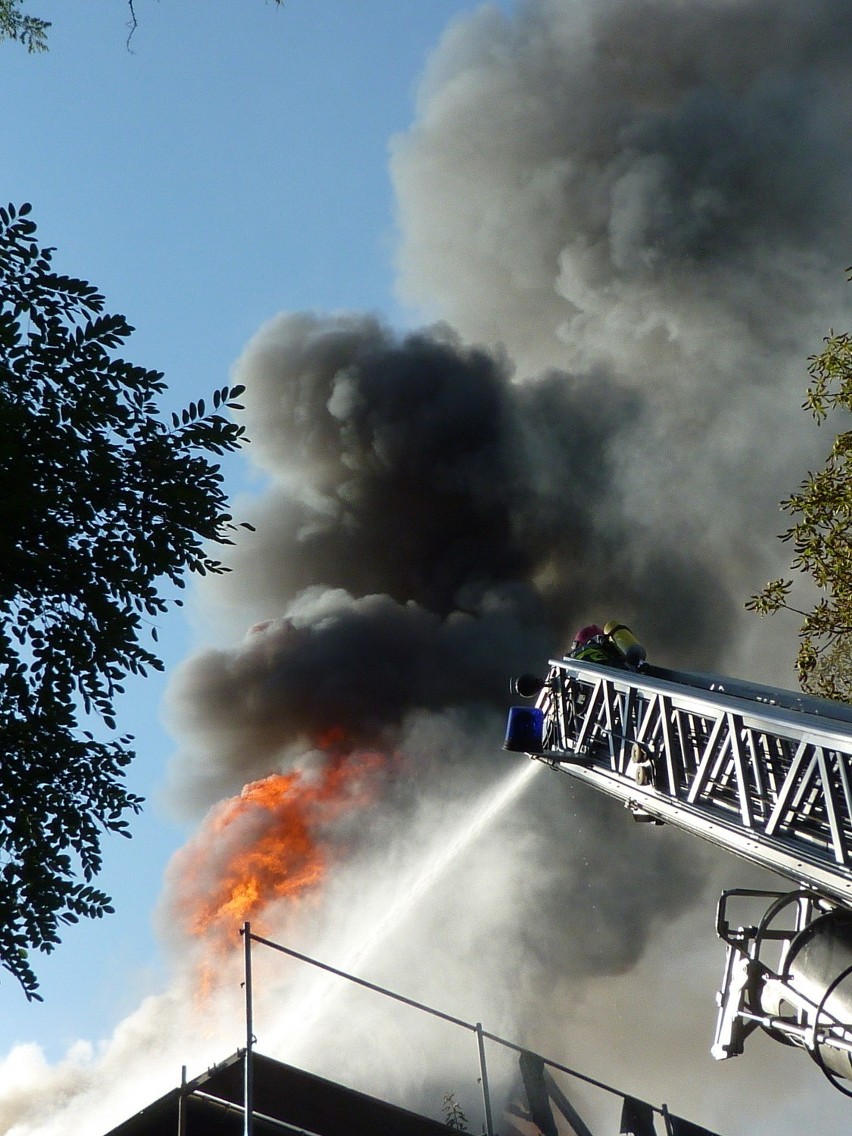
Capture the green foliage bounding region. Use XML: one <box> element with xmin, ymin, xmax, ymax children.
<box><xmin>441</xmin><ymin>1092</ymin><xmax>470</xmax><ymax>1132</ymax></box>
<box><xmin>0</xmin><ymin>0</ymin><xmax>49</xmax><ymax>51</ymax></box>
<box><xmin>0</xmin><ymin>1</ymin><xmax>285</xmax><ymax>52</ymax></box>
<box><xmin>748</xmin><ymin>278</ymin><xmax>852</xmax><ymax>701</ymax></box>
<box><xmin>0</xmin><ymin>202</ymin><xmax>248</xmax><ymax>997</ymax></box>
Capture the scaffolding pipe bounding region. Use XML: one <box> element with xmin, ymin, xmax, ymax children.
<box><xmin>475</xmin><ymin>1022</ymin><xmax>495</xmax><ymax>1136</ymax></box>
<box><xmin>243</xmin><ymin>922</ymin><xmax>254</xmax><ymax>1136</ymax></box>
<box><xmin>177</xmin><ymin>1064</ymin><xmax>187</xmax><ymax>1136</ymax></box>
<box><xmin>243</xmin><ymin>930</ymin><xmax>667</xmax><ymax>1129</ymax></box>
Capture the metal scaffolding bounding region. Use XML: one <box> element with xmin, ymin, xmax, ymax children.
<box><xmin>237</xmin><ymin>925</ymin><xmax>686</xmax><ymax>1136</ymax></box>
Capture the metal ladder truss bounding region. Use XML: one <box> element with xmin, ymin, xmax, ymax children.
<box><xmin>532</xmin><ymin>659</ymin><xmax>852</xmax><ymax>905</ymax></box>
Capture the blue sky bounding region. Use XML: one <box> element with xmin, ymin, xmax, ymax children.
<box><xmin>0</xmin><ymin>0</ymin><xmax>497</xmax><ymax>1062</ymax></box>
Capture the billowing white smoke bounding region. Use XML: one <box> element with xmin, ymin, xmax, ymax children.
<box><xmin>3</xmin><ymin>2</ymin><xmax>852</xmax><ymax>1134</ymax></box>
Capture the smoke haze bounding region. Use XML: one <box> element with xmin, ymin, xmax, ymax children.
<box><xmin>4</xmin><ymin>1</ymin><xmax>852</xmax><ymax>1133</ymax></box>
<box><xmin>392</xmin><ymin>0</ymin><xmax>852</xmax><ymax>639</ymax></box>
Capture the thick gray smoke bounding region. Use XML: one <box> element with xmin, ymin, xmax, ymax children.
<box><xmin>395</xmin><ymin>0</ymin><xmax>852</xmax><ymax>357</ymax></box>
<box><xmin>392</xmin><ymin>0</ymin><xmax>852</xmax><ymax>635</ymax></box>
<box><xmin>169</xmin><ymin>313</ymin><xmax>733</xmax><ymax>805</ymax></box>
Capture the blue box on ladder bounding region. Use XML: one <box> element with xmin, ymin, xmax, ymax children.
<box><xmin>503</xmin><ymin>706</ymin><xmax>544</xmax><ymax>752</ymax></box>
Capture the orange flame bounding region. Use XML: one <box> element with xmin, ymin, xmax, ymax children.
<box><xmin>168</xmin><ymin>748</ymin><xmax>386</xmax><ymax>955</ymax></box>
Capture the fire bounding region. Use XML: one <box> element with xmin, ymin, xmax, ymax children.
<box><xmin>167</xmin><ymin>747</ymin><xmax>386</xmax><ymax>954</ymax></box>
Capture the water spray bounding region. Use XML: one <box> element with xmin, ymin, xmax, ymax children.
<box><xmin>258</xmin><ymin>758</ymin><xmax>542</xmax><ymax>1056</ymax></box>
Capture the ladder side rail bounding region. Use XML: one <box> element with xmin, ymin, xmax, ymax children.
<box><xmin>728</xmin><ymin>713</ymin><xmax>755</xmax><ymax>830</ymax></box>
<box><xmin>552</xmin><ymin>673</ymin><xmax>769</xmax><ymax>828</ymax></box>
<box><xmin>618</xmin><ymin>684</ymin><xmax>640</xmax><ymax>774</ymax></box>
<box><xmin>539</xmin><ymin>659</ymin><xmax>852</xmax><ymax>891</ymax></box>
<box><xmin>696</xmin><ymin>731</ymin><xmax>740</xmax><ymax>819</ymax></box>
<box><xmin>633</xmin><ymin>690</ymin><xmax>664</xmax><ymax>782</ymax></box>
<box><xmin>548</xmin><ymin>660</ymin><xmax>852</xmax><ymax>779</ymax></box>
<box><xmin>765</xmin><ymin>742</ymin><xmax>817</xmax><ymax>837</ymax></box>
<box><xmin>657</xmin><ymin>693</ymin><xmax>682</xmax><ymax>798</ymax></box>
<box><xmin>761</xmin><ymin>733</ymin><xmax>790</xmax><ymax>802</ymax></box>
<box><xmin>619</xmin><ymin>683</ymin><xmax>642</xmax><ymax>774</ymax></box>
<box><xmin>671</xmin><ymin>703</ymin><xmax>706</xmax><ymax>795</ymax></box>
<box><xmin>816</xmin><ymin>746</ymin><xmax>848</xmax><ymax>865</ymax></box>
<box><xmin>745</xmin><ymin>726</ymin><xmax>770</xmax><ymax>826</ymax></box>
<box><xmin>571</xmin><ymin>676</ymin><xmax>604</xmax><ymax>755</ymax></box>
<box><xmin>679</xmin><ymin>707</ymin><xmax>711</xmax><ymax>783</ymax></box>
<box><xmin>836</xmin><ymin>748</ymin><xmax>852</xmax><ymax>851</ymax></box>
<box><xmin>601</xmin><ymin>679</ymin><xmax>621</xmax><ymax>771</ymax></box>
<box><xmin>790</xmin><ymin>753</ymin><xmax>821</xmax><ymax>822</ymax></box>
<box><xmin>686</xmin><ymin>714</ymin><xmax>729</xmax><ymax>803</ymax></box>
<box><xmin>547</xmin><ymin>659</ymin><xmax>852</xmax><ymax>747</ymax></box>
<box><xmin>549</xmin><ymin>668</ymin><xmax>569</xmax><ymax>752</ymax></box>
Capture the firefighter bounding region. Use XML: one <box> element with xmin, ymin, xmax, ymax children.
<box><xmin>569</xmin><ymin>624</ymin><xmax>623</xmax><ymax>665</ymax></box>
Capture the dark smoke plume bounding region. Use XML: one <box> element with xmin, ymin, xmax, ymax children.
<box><xmin>168</xmin><ymin>313</ymin><xmax>734</xmax><ymax>805</ymax></box>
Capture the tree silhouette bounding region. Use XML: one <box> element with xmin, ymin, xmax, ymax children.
<box><xmin>0</xmin><ymin>0</ymin><xmax>48</xmax><ymax>51</ymax></box>
<box><xmin>749</xmin><ymin>276</ymin><xmax>852</xmax><ymax>702</ymax></box>
<box><xmin>0</xmin><ymin>201</ymin><xmax>248</xmax><ymax>997</ymax></box>
<box><xmin>0</xmin><ymin>1</ymin><xmax>284</xmax><ymax>52</ymax></box>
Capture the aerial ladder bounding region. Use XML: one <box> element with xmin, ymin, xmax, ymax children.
<box><xmin>504</xmin><ymin>630</ymin><xmax>852</xmax><ymax>1094</ymax></box>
